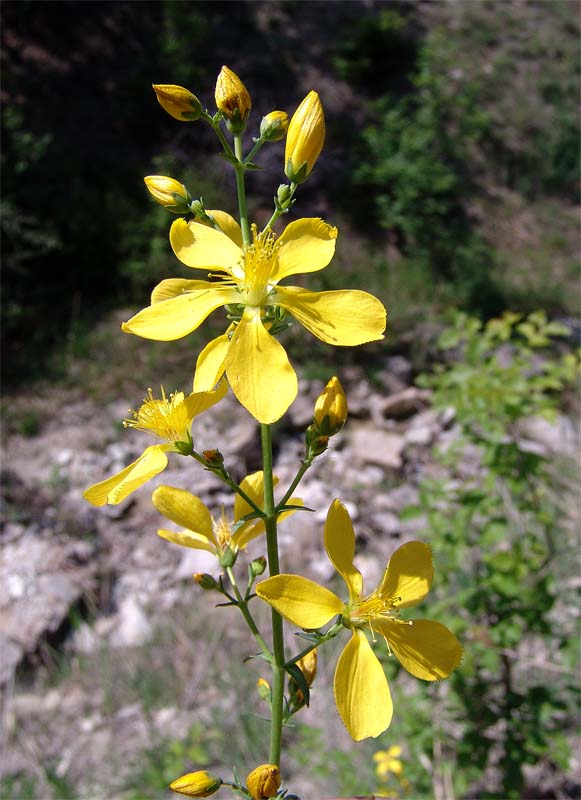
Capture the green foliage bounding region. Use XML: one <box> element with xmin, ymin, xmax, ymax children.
<box><xmin>402</xmin><ymin>311</ymin><xmax>580</xmax><ymax>797</ymax></box>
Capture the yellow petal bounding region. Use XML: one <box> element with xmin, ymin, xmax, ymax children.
<box><xmin>122</xmin><ymin>287</ymin><xmax>237</xmax><ymax>341</ymax></box>
<box><xmin>256</xmin><ymin>574</ymin><xmax>343</xmax><ymax>629</ymax></box>
<box><xmin>157</xmin><ymin>528</ymin><xmax>217</xmax><ymax>554</ymax></box>
<box><xmin>193</xmin><ymin>330</ymin><xmax>232</xmax><ymax>392</ymax></box>
<box><xmin>206</xmin><ymin>210</ymin><xmax>243</xmax><ymax>248</ymax></box>
<box><xmin>226</xmin><ymin>308</ymin><xmax>298</xmax><ymax>424</ymax></box>
<box><xmin>374</xmin><ymin>618</ymin><xmax>462</xmax><ymax>681</ymax></box>
<box><xmin>378</xmin><ymin>541</ymin><xmax>433</xmax><ymax>609</ymax></box>
<box><xmin>275</xmin><ymin>286</ymin><xmax>387</xmax><ymax>345</ymax></box>
<box><xmin>83</xmin><ymin>444</ymin><xmax>170</xmax><ymax>506</ymax></box>
<box><xmin>324</xmin><ymin>500</ymin><xmax>363</xmax><ymax>602</ymax></box>
<box><xmin>233</xmin><ymin>471</ymin><xmax>269</xmax><ymax>521</ymax></box>
<box><xmin>271</xmin><ymin>218</ymin><xmax>337</xmax><ymax>283</ymax></box>
<box><xmin>182</xmin><ymin>378</ymin><xmax>228</xmax><ymax>419</ymax></box>
<box><xmin>151</xmin><ymin>278</ymin><xmax>214</xmax><ymax>304</ymax></box>
<box><xmin>151</xmin><ymin>485</ymin><xmax>216</xmax><ymax>545</ymax></box>
<box><xmin>334</xmin><ymin>629</ymin><xmax>393</xmax><ymax>741</ymax></box>
<box><xmin>170</xmin><ymin>217</ymin><xmax>242</xmax><ymax>275</ymax></box>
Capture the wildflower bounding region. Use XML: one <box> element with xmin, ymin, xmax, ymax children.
<box><xmin>246</xmin><ymin>764</ymin><xmax>281</xmax><ymax>800</ymax></box>
<box><xmin>313</xmin><ymin>376</ymin><xmax>348</xmax><ymax>436</ymax></box>
<box><xmin>374</xmin><ymin>745</ymin><xmax>404</xmax><ymax>780</ymax></box>
<box><xmin>256</xmin><ymin>500</ymin><xmax>462</xmax><ymax>740</ymax></box>
<box><xmin>152</xmin><ymin>471</ymin><xmax>302</xmax><ymax>558</ymax></box>
<box><xmin>260</xmin><ymin>110</ymin><xmax>289</xmax><ymax>142</ymax></box>
<box><xmin>122</xmin><ymin>218</ymin><xmax>386</xmax><ymax>423</ymax></box>
<box><xmin>83</xmin><ymin>382</ymin><xmax>226</xmax><ymax>506</ymax></box>
<box><xmin>170</xmin><ymin>770</ymin><xmax>222</xmax><ymax>797</ymax></box>
<box><xmin>153</xmin><ymin>84</ymin><xmax>202</xmax><ymax>121</ymax></box>
<box><xmin>285</xmin><ymin>90</ymin><xmax>325</xmax><ymax>183</ymax></box>
<box><xmin>215</xmin><ymin>65</ymin><xmax>251</xmax><ymax>130</ymax></box>
<box><xmin>144</xmin><ymin>176</ymin><xmax>191</xmax><ymax>213</ymax></box>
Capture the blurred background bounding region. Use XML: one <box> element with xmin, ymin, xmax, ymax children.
<box><xmin>1</xmin><ymin>1</ymin><xmax>579</xmax><ymax>798</ymax></box>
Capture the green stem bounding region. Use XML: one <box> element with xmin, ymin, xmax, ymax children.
<box><xmin>202</xmin><ymin>111</ymin><xmax>236</xmax><ymax>160</ymax></box>
<box><xmin>261</xmin><ymin>423</ymin><xmax>286</xmax><ymax>767</ymax></box>
<box><xmin>225</xmin><ymin>566</ymin><xmax>273</xmax><ymax>663</ymax></box>
<box><xmin>244</xmin><ymin>136</ymin><xmax>266</xmax><ymax>165</ymax></box>
<box><xmin>278</xmin><ymin>458</ymin><xmax>312</xmax><ymax>510</ymax></box>
<box><xmin>190</xmin><ymin>452</ymin><xmax>264</xmax><ymax>516</ymax></box>
<box><xmin>264</xmin><ymin>181</ymin><xmax>297</xmax><ymax>231</ymax></box>
<box><xmin>234</xmin><ymin>134</ymin><xmax>251</xmax><ymax>246</ymax></box>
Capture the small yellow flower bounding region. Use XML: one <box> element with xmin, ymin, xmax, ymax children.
<box><xmin>170</xmin><ymin>770</ymin><xmax>222</xmax><ymax>797</ymax></box>
<box><xmin>374</xmin><ymin>745</ymin><xmax>404</xmax><ymax>780</ymax></box>
<box><xmin>122</xmin><ymin>217</ymin><xmax>386</xmax><ymax>424</ymax></box>
<box><xmin>246</xmin><ymin>764</ymin><xmax>281</xmax><ymax>800</ymax></box>
<box><xmin>260</xmin><ymin>110</ymin><xmax>289</xmax><ymax>142</ymax></box>
<box><xmin>153</xmin><ymin>84</ymin><xmax>202</xmax><ymax>121</ymax></box>
<box><xmin>144</xmin><ymin>176</ymin><xmax>191</xmax><ymax>212</ymax></box>
<box><xmin>313</xmin><ymin>376</ymin><xmax>348</xmax><ymax>436</ymax></box>
<box><xmin>257</xmin><ymin>500</ymin><xmax>462</xmax><ymax>741</ymax></box>
<box><xmin>152</xmin><ymin>471</ymin><xmax>302</xmax><ymax>558</ymax></box>
<box><xmin>215</xmin><ymin>65</ymin><xmax>251</xmax><ymax>129</ymax></box>
<box><xmin>285</xmin><ymin>90</ymin><xmax>325</xmax><ymax>183</ymax></box>
<box><xmin>82</xmin><ymin>382</ymin><xmax>226</xmax><ymax>506</ymax></box>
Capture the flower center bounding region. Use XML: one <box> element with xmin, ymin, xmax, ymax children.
<box><xmin>239</xmin><ymin>225</ymin><xmax>280</xmax><ymax>307</ymax></box>
<box><xmin>345</xmin><ymin>590</ymin><xmax>401</xmax><ymax>628</ymax></box>
<box><xmin>123</xmin><ymin>387</ymin><xmax>190</xmax><ymax>443</ymax></box>
<box><xmin>213</xmin><ymin>508</ymin><xmax>234</xmax><ymax>551</ymax></box>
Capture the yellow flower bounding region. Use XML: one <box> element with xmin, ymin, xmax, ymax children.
<box><xmin>256</xmin><ymin>500</ymin><xmax>462</xmax><ymax>741</ymax></box>
<box><xmin>153</xmin><ymin>84</ymin><xmax>202</xmax><ymax>121</ymax></box>
<box><xmin>313</xmin><ymin>375</ymin><xmax>348</xmax><ymax>436</ymax></box>
<box><xmin>144</xmin><ymin>176</ymin><xmax>191</xmax><ymax>212</ymax></box>
<box><xmin>170</xmin><ymin>770</ymin><xmax>221</xmax><ymax>797</ymax></box>
<box><xmin>285</xmin><ymin>90</ymin><xmax>325</xmax><ymax>183</ymax></box>
<box><xmin>374</xmin><ymin>745</ymin><xmax>404</xmax><ymax>780</ymax></box>
<box><xmin>122</xmin><ymin>217</ymin><xmax>386</xmax><ymax>424</ymax></box>
<box><xmin>260</xmin><ymin>110</ymin><xmax>289</xmax><ymax>142</ymax></box>
<box><xmin>246</xmin><ymin>764</ymin><xmax>281</xmax><ymax>800</ymax></box>
<box><xmin>215</xmin><ymin>65</ymin><xmax>251</xmax><ymax>128</ymax></box>
<box><xmin>152</xmin><ymin>471</ymin><xmax>302</xmax><ymax>557</ymax></box>
<box><xmin>82</xmin><ymin>382</ymin><xmax>226</xmax><ymax>506</ymax></box>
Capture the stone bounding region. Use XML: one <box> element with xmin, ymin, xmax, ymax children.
<box><xmin>377</xmin><ymin>387</ymin><xmax>432</xmax><ymax>420</ymax></box>
<box><xmin>348</xmin><ymin>425</ymin><xmax>406</xmax><ymax>471</ymax></box>
<box><xmin>109</xmin><ymin>596</ymin><xmax>152</xmax><ymax>648</ymax></box>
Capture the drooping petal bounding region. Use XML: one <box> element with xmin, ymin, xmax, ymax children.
<box><xmin>334</xmin><ymin>629</ymin><xmax>393</xmax><ymax>741</ymax></box>
<box><xmin>206</xmin><ymin>210</ymin><xmax>243</xmax><ymax>248</ymax></box>
<box><xmin>151</xmin><ymin>485</ymin><xmax>217</xmax><ymax>547</ymax></box>
<box><xmin>83</xmin><ymin>444</ymin><xmax>170</xmax><ymax>506</ymax></box>
<box><xmin>256</xmin><ymin>574</ymin><xmax>343</xmax><ymax>629</ymax></box>
<box><xmin>192</xmin><ymin>329</ymin><xmax>232</xmax><ymax>392</ymax></box>
<box><xmin>225</xmin><ymin>308</ymin><xmax>298</xmax><ymax>424</ymax></box>
<box><xmin>374</xmin><ymin>618</ymin><xmax>462</xmax><ymax>682</ymax></box>
<box><xmin>275</xmin><ymin>286</ymin><xmax>387</xmax><ymax>345</ymax></box>
<box><xmin>157</xmin><ymin>527</ymin><xmax>217</xmax><ymax>554</ymax></box>
<box><xmin>122</xmin><ymin>287</ymin><xmax>238</xmax><ymax>341</ymax></box>
<box><xmin>182</xmin><ymin>377</ymin><xmax>228</xmax><ymax>420</ymax></box>
<box><xmin>233</xmin><ymin>471</ymin><xmax>270</xmax><ymax>521</ymax></box>
<box><xmin>324</xmin><ymin>500</ymin><xmax>363</xmax><ymax>602</ymax></box>
<box><xmin>151</xmin><ymin>278</ymin><xmax>217</xmax><ymax>304</ymax></box>
<box><xmin>270</xmin><ymin>218</ymin><xmax>337</xmax><ymax>283</ymax></box>
<box><xmin>378</xmin><ymin>541</ymin><xmax>433</xmax><ymax>609</ymax></box>
<box><xmin>170</xmin><ymin>217</ymin><xmax>242</xmax><ymax>275</ymax></box>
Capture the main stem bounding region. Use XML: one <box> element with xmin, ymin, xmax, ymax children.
<box><xmin>261</xmin><ymin>423</ymin><xmax>286</xmax><ymax>766</ymax></box>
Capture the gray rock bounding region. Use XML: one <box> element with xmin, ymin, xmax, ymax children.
<box><xmin>377</xmin><ymin>387</ymin><xmax>432</xmax><ymax>420</ymax></box>
<box><xmin>348</xmin><ymin>425</ymin><xmax>406</xmax><ymax>471</ymax></box>
<box><xmin>109</xmin><ymin>596</ymin><xmax>152</xmax><ymax>648</ymax></box>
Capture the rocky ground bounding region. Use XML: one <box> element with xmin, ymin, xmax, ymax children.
<box><xmin>0</xmin><ymin>353</ymin><xmax>579</xmax><ymax>799</ymax></box>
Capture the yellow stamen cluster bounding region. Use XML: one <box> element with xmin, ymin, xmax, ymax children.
<box><xmin>347</xmin><ymin>591</ymin><xmax>401</xmax><ymax>628</ymax></box>
<box><xmin>123</xmin><ymin>388</ymin><xmax>191</xmax><ymax>443</ymax></box>
<box><xmin>240</xmin><ymin>225</ymin><xmax>281</xmax><ymax>307</ymax></box>
<box><xmin>213</xmin><ymin>508</ymin><xmax>234</xmax><ymax>551</ymax></box>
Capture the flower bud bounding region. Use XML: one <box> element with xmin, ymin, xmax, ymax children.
<box><xmin>153</xmin><ymin>84</ymin><xmax>203</xmax><ymax>122</ymax></box>
<box><xmin>215</xmin><ymin>66</ymin><xmax>251</xmax><ymax>132</ymax></box>
<box><xmin>202</xmin><ymin>449</ymin><xmax>224</xmax><ymax>468</ymax></box>
<box><xmin>250</xmin><ymin>556</ymin><xmax>267</xmax><ymax>577</ymax></box>
<box><xmin>313</xmin><ymin>376</ymin><xmax>348</xmax><ymax>436</ymax></box>
<box><xmin>297</xmin><ymin>649</ymin><xmax>318</xmax><ymax>688</ymax></box>
<box><xmin>144</xmin><ymin>176</ymin><xmax>191</xmax><ymax>213</ymax></box>
<box><xmin>170</xmin><ymin>770</ymin><xmax>222</xmax><ymax>797</ymax></box>
<box><xmin>257</xmin><ymin>677</ymin><xmax>271</xmax><ymax>701</ymax></box>
<box><xmin>246</xmin><ymin>764</ymin><xmax>281</xmax><ymax>800</ymax></box>
<box><xmin>276</xmin><ymin>184</ymin><xmax>291</xmax><ymax>206</ymax></box>
<box><xmin>285</xmin><ymin>90</ymin><xmax>325</xmax><ymax>183</ymax></box>
<box><xmin>260</xmin><ymin>110</ymin><xmax>289</xmax><ymax>142</ymax></box>
<box><xmin>305</xmin><ymin>424</ymin><xmax>329</xmax><ymax>458</ymax></box>
<box><xmin>194</xmin><ymin>573</ymin><xmax>218</xmax><ymax>591</ymax></box>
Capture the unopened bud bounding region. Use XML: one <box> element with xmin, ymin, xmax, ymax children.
<box><xmin>194</xmin><ymin>573</ymin><xmax>218</xmax><ymax>591</ymax></box>
<box><xmin>305</xmin><ymin>424</ymin><xmax>329</xmax><ymax>457</ymax></box>
<box><xmin>260</xmin><ymin>110</ymin><xmax>289</xmax><ymax>142</ymax></box>
<box><xmin>285</xmin><ymin>90</ymin><xmax>325</xmax><ymax>183</ymax></box>
<box><xmin>277</xmin><ymin>184</ymin><xmax>292</xmax><ymax>206</ymax></box>
<box><xmin>246</xmin><ymin>764</ymin><xmax>281</xmax><ymax>800</ymax></box>
<box><xmin>289</xmin><ymin>649</ymin><xmax>318</xmax><ymax>706</ymax></box>
<box><xmin>202</xmin><ymin>449</ymin><xmax>224</xmax><ymax>468</ymax></box>
<box><xmin>257</xmin><ymin>677</ymin><xmax>271</xmax><ymax>701</ymax></box>
<box><xmin>153</xmin><ymin>84</ymin><xmax>203</xmax><ymax>122</ymax></box>
<box><xmin>215</xmin><ymin>65</ymin><xmax>251</xmax><ymax>132</ymax></box>
<box><xmin>313</xmin><ymin>376</ymin><xmax>348</xmax><ymax>436</ymax></box>
<box><xmin>144</xmin><ymin>176</ymin><xmax>191</xmax><ymax>213</ymax></box>
<box><xmin>250</xmin><ymin>556</ymin><xmax>267</xmax><ymax>577</ymax></box>
<box><xmin>170</xmin><ymin>770</ymin><xmax>222</xmax><ymax>797</ymax></box>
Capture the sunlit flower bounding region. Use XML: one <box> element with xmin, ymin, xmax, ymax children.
<box><xmin>256</xmin><ymin>500</ymin><xmax>462</xmax><ymax>740</ymax></box>
<box><xmin>246</xmin><ymin>764</ymin><xmax>281</xmax><ymax>800</ymax></box>
<box><xmin>374</xmin><ymin>745</ymin><xmax>404</xmax><ymax>780</ymax></box>
<box><xmin>170</xmin><ymin>770</ymin><xmax>222</xmax><ymax>797</ymax></box>
<box><xmin>83</xmin><ymin>382</ymin><xmax>226</xmax><ymax>506</ymax></box>
<box><xmin>152</xmin><ymin>471</ymin><xmax>302</xmax><ymax>557</ymax></box>
<box><xmin>122</xmin><ymin>218</ymin><xmax>386</xmax><ymax>423</ymax></box>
